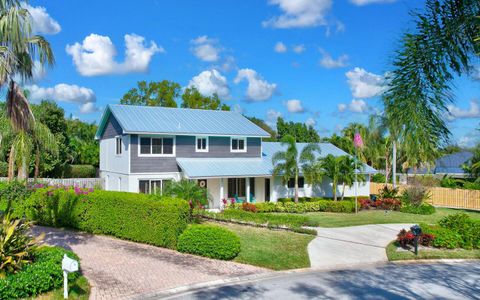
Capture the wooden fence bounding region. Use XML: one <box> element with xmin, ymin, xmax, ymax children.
<box><xmin>370</xmin><ymin>182</ymin><xmax>480</xmax><ymax>211</ymax></box>
<box><xmin>0</xmin><ymin>177</ymin><xmax>104</xmax><ymax>189</ymax></box>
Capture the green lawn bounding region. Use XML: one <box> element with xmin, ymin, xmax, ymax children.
<box><xmin>386</xmin><ymin>242</ymin><xmax>480</xmax><ymax>261</ymax></box>
<box><xmin>209</xmin><ymin>222</ymin><xmax>314</xmax><ymax>270</ymax></box>
<box><xmin>304</xmin><ymin>208</ymin><xmax>480</xmax><ymax>228</ymax></box>
<box><xmin>33</xmin><ymin>276</ymin><xmax>90</xmax><ymax>300</ymax></box>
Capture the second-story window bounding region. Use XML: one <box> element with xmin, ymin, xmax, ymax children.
<box><xmin>139</xmin><ymin>137</ymin><xmax>174</xmax><ymax>155</ymax></box>
<box><xmin>116</xmin><ymin>137</ymin><xmax>122</xmax><ymax>155</ymax></box>
<box><xmin>196</xmin><ymin>136</ymin><xmax>208</xmax><ymax>152</ymax></box>
<box><xmin>231</xmin><ymin>137</ymin><xmax>247</xmax><ymax>152</ymax></box>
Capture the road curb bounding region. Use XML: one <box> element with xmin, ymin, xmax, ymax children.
<box><xmin>390</xmin><ymin>258</ymin><xmax>480</xmax><ymax>265</ymax></box>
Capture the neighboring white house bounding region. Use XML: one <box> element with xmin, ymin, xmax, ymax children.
<box><xmin>96</xmin><ymin>104</ymin><xmax>376</xmax><ymax>208</ymax></box>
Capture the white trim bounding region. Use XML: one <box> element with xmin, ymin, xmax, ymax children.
<box><xmin>137</xmin><ymin>135</ymin><xmax>176</xmax><ymax>157</ymax></box>
<box><xmin>195</xmin><ymin>136</ymin><xmax>209</xmax><ymax>153</ymax></box>
<box><xmin>230</xmin><ymin>137</ymin><xmax>247</xmax><ymax>153</ymax></box>
<box><xmin>137</xmin><ymin>178</ymin><xmax>174</xmax><ymax>194</ymax></box>
<box><xmin>115</xmin><ymin>136</ymin><xmax>123</xmax><ymax>156</ymax></box>
<box><xmin>125</xmin><ymin>131</ymin><xmax>269</xmax><ymax>138</ymax></box>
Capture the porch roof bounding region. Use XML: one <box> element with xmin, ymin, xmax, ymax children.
<box><xmin>177</xmin><ymin>158</ymin><xmax>272</xmax><ymax>179</ymax></box>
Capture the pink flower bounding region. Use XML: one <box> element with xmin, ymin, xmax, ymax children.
<box><xmin>354</xmin><ymin>132</ymin><xmax>364</xmax><ymax>149</ymax></box>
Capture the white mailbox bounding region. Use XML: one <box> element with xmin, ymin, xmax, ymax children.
<box><xmin>62</xmin><ymin>254</ymin><xmax>79</xmax><ymax>299</ymax></box>
<box><xmin>62</xmin><ymin>254</ymin><xmax>79</xmax><ymax>272</ymax></box>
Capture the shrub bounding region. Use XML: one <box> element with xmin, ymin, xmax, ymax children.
<box><xmin>421</xmin><ymin>224</ymin><xmax>462</xmax><ymax>249</ymax></box>
<box><xmin>396</xmin><ymin>228</ymin><xmax>435</xmax><ymax>248</ymax></box>
<box><xmin>371</xmin><ymin>173</ymin><xmax>386</xmax><ymax>183</ymax></box>
<box><xmin>63</xmin><ymin>164</ymin><xmax>96</xmax><ymax>178</ymax></box>
<box><xmin>378</xmin><ymin>185</ymin><xmax>399</xmax><ymax>199</ymax></box>
<box><xmin>439</xmin><ymin>214</ymin><xmax>480</xmax><ymax>249</ymax></box>
<box><xmin>358</xmin><ymin>198</ymin><xmax>371</xmax><ymax>210</ymax></box>
<box><xmin>277</xmin><ymin>198</ymin><xmax>293</xmax><ymax>203</ymax></box>
<box><xmin>25</xmin><ymin>188</ymin><xmax>190</xmax><ymax>249</ymax></box>
<box><xmin>401</xmin><ymin>185</ymin><xmax>431</xmax><ymax>207</ymax></box>
<box><xmin>241</xmin><ymin>202</ymin><xmax>257</xmax><ymax>213</ymax></box>
<box><xmin>0</xmin><ymin>181</ymin><xmax>33</xmax><ymax>216</ymax></box>
<box><xmin>204</xmin><ymin>209</ymin><xmax>315</xmax><ymax>228</ymax></box>
<box><xmin>177</xmin><ymin>225</ymin><xmax>240</xmax><ymax>260</ymax></box>
<box><xmin>400</xmin><ymin>203</ymin><xmax>436</xmax><ymax>215</ymax></box>
<box><xmin>379</xmin><ymin>198</ymin><xmax>401</xmax><ymax>211</ymax></box>
<box><xmin>0</xmin><ymin>247</ymin><xmax>79</xmax><ymax>299</ymax></box>
<box><xmin>254</xmin><ymin>202</ymin><xmax>277</xmax><ymax>212</ymax></box>
<box><xmin>0</xmin><ymin>162</ymin><xmax>7</xmax><ymax>177</ymax></box>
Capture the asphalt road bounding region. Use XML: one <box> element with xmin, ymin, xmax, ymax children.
<box><xmin>165</xmin><ymin>262</ymin><xmax>480</xmax><ymax>300</ymax></box>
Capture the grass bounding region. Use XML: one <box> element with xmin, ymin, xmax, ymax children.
<box><xmin>304</xmin><ymin>208</ymin><xmax>480</xmax><ymax>228</ymax></box>
<box><xmin>32</xmin><ymin>276</ymin><xmax>90</xmax><ymax>300</ymax></box>
<box><xmin>386</xmin><ymin>241</ymin><xmax>480</xmax><ymax>261</ymax></box>
<box><xmin>209</xmin><ymin>222</ymin><xmax>315</xmax><ymax>270</ymax></box>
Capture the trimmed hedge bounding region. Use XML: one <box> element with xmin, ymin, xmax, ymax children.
<box><xmin>0</xmin><ymin>247</ymin><xmax>79</xmax><ymax>299</ymax></box>
<box><xmin>400</xmin><ymin>203</ymin><xmax>436</xmax><ymax>215</ymax></box>
<box><xmin>177</xmin><ymin>225</ymin><xmax>241</xmax><ymax>260</ymax></box>
<box><xmin>248</xmin><ymin>200</ymin><xmax>355</xmax><ymax>214</ymax></box>
<box><xmin>25</xmin><ymin>188</ymin><xmax>190</xmax><ymax>249</ymax></box>
<box><xmin>63</xmin><ymin>164</ymin><xmax>96</xmax><ymax>178</ymax></box>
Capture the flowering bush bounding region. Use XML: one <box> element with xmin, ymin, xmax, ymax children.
<box><xmin>358</xmin><ymin>198</ymin><xmax>371</xmax><ymax>210</ymax></box>
<box><xmin>241</xmin><ymin>202</ymin><xmax>257</xmax><ymax>213</ymax></box>
<box><xmin>380</xmin><ymin>198</ymin><xmax>401</xmax><ymax>210</ymax></box>
<box><xmin>396</xmin><ymin>228</ymin><xmax>435</xmax><ymax>248</ymax></box>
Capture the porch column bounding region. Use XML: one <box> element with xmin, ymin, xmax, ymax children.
<box><xmin>246</xmin><ymin>177</ymin><xmax>250</xmax><ymax>203</ymax></box>
<box><xmin>220</xmin><ymin>178</ymin><xmax>224</xmax><ymax>200</ymax></box>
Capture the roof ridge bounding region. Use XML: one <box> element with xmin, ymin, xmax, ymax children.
<box><xmin>110</xmin><ymin>104</ymin><xmax>240</xmax><ymax>114</ymax></box>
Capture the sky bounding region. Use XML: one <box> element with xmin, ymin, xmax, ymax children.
<box><xmin>20</xmin><ymin>0</ymin><xmax>480</xmax><ymax>147</ymax></box>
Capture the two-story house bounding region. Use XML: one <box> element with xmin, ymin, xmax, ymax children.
<box><xmin>95</xmin><ymin>105</ymin><xmax>375</xmax><ymax>208</ymax></box>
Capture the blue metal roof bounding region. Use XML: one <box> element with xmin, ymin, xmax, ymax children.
<box><xmin>407</xmin><ymin>151</ymin><xmax>473</xmax><ymax>175</ymax></box>
<box><xmin>178</xmin><ymin>142</ymin><xmax>377</xmax><ymax>178</ymax></box>
<box><xmin>95</xmin><ymin>104</ymin><xmax>270</xmax><ymax>139</ymax></box>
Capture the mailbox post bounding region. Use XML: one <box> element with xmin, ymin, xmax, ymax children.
<box><xmin>62</xmin><ymin>254</ymin><xmax>79</xmax><ymax>299</ymax></box>
<box><xmin>410</xmin><ymin>225</ymin><xmax>422</xmax><ymax>255</ymax></box>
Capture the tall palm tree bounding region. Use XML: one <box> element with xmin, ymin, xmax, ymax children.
<box><xmin>338</xmin><ymin>156</ymin><xmax>365</xmax><ymax>200</ymax></box>
<box><xmin>272</xmin><ymin>135</ymin><xmax>320</xmax><ymax>203</ymax></box>
<box><xmin>305</xmin><ymin>154</ymin><xmax>342</xmax><ymax>201</ymax></box>
<box><xmin>0</xmin><ymin>0</ymin><xmax>55</xmax><ymax>180</ymax></box>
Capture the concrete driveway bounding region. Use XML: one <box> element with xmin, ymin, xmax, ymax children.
<box><xmin>308</xmin><ymin>224</ymin><xmax>413</xmax><ymax>269</ymax></box>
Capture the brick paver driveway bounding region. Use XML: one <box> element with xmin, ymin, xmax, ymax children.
<box><xmin>31</xmin><ymin>226</ymin><xmax>267</xmax><ymax>300</ymax></box>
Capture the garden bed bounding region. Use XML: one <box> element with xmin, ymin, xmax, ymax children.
<box><xmin>386</xmin><ymin>241</ymin><xmax>480</xmax><ymax>261</ymax></box>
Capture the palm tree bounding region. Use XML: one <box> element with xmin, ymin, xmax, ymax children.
<box><xmin>163</xmin><ymin>179</ymin><xmax>209</xmax><ymax>207</ymax></box>
<box><xmin>338</xmin><ymin>156</ymin><xmax>365</xmax><ymax>200</ymax></box>
<box><xmin>272</xmin><ymin>135</ymin><xmax>320</xmax><ymax>203</ymax></box>
<box><xmin>0</xmin><ymin>0</ymin><xmax>55</xmax><ymax>180</ymax></box>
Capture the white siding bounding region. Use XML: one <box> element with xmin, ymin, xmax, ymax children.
<box><xmin>100</xmin><ymin>171</ymin><xmax>129</xmax><ymax>192</ymax></box>
<box><xmin>99</xmin><ymin>135</ymin><xmax>130</xmax><ymax>175</ymax></box>
<box><xmin>206</xmin><ymin>178</ymin><xmax>221</xmax><ymax>209</ymax></box>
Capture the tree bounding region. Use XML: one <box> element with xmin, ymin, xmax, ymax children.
<box><xmin>246</xmin><ymin>116</ymin><xmax>276</xmax><ymax>141</ymax></box>
<box><xmin>66</xmin><ymin>118</ymin><xmax>99</xmax><ymax>167</ymax></box>
<box><xmin>163</xmin><ymin>179</ymin><xmax>209</xmax><ymax>216</ymax></box>
<box><xmin>305</xmin><ymin>154</ymin><xmax>341</xmax><ymax>201</ymax></box>
<box><xmin>120</xmin><ymin>80</ymin><xmax>180</xmax><ymax>107</ymax></box>
<box><xmin>271</xmin><ymin>135</ymin><xmax>320</xmax><ymax>203</ymax></box>
<box><xmin>338</xmin><ymin>156</ymin><xmax>364</xmax><ymax>201</ymax></box>
<box><xmin>276</xmin><ymin>117</ymin><xmax>320</xmax><ymax>143</ymax></box>
<box><xmin>383</xmin><ymin>0</ymin><xmax>480</xmax><ymax>185</ymax></box>
<box><xmin>181</xmin><ymin>87</ymin><xmax>230</xmax><ymax>111</ymax></box>
<box><xmin>463</xmin><ymin>143</ymin><xmax>480</xmax><ymax>180</ymax></box>
<box><xmin>0</xmin><ymin>0</ymin><xmax>55</xmax><ymax>180</ymax></box>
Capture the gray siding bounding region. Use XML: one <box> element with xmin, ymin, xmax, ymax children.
<box><xmin>101</xmin><ymin>115</ymin><xmax>123</xmax><ymax>139</ymax></box>
<box><xmin>176</xmin><ymin>136</ymin><xmax>261</xmax><ymax>158</ymax></box>
<box><xmin>130</xmin><ymin>135</ymin><xmax>261</xmax><ymax>173</ymax></box>
<box><xmin>130</xmin><ymin>135</ymin><xmax>180</xmax><ymax>173</ymax></box>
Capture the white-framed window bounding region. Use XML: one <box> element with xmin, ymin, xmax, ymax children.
<box><xmin>138</xmin><ymin>179</ymin><xmax>173</xmax><ymax>195</ymax></box>
<box><xmin>195</xmin><ymin>136</ymin><xmax>208</xmax><ymax>152</ymax></box>
<box><xmin>138</xmin><ymin>136</ymin><xmax>175</xmax><ymax>157</ymax></box>
<box><xmin>116</xmin><ymin>136</ymin><xmax>122</xmax><ymax>155</ymax></box>
<box><xmin>230</xmin><ymin>137</ymin><xmax>247</xmax><ymax>153</ymax></box>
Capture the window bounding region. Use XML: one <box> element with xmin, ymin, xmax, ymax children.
<box><xmin>139</xmin><ymin>179</ymin><xmax>172</xmax><ymax>195</ymax></box>
<box><xmin>231</xmin><ymin>137</ymin><xmax>246</xmax><ymax>152</ymax></box>
<box><xmin>196</xmin><ymin>136</ymin><xmax>208</xmax><ymax>152</ymax></box>
<box><xmin>228</xmin><ymin>178</ymin><xmax>246</xmax><ymax>198</ymax></box>
<box><xmin>287</xmin><ymin>177</ymin><xmax>304</xmax><ymax>188</ymax></box>
<box><xmin>249</xmin><ymin>178</ymin><xmax>255</xmax><ymax>197</ymax></box>
<box><xmin>116</xmin><ymin>137</ymin><xmax>122</xmax><ymax>155</ymax></box>
<box><xmin>139</xmin><ymin>137</ymin><xmax>175</xmax><ymax>156</ymax></box>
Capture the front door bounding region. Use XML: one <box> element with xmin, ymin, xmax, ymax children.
<box><xmin>265</xmin><ymin>178</ymin><xmax>270</xmax><ymax>202</ymax></box>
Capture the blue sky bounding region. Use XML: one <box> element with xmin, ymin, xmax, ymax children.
<box><xmin>23</xmin><ymin>0</ymin><xmax>480</xmax><ymax>147</ymax></box>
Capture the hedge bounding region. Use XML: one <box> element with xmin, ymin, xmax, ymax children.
<box><xmin>400</xmin><ymin>203</ymin><xmax>436</xmax><ymax>215</ymax></box>
<box><xmin>25</xmin><ymin>188</ymin><xmax>190</xmax><ymax>249</ymax></box>
<box><xmin>421</xmin><ymin>224</ymin><xmax>463</xmax><ymax>249</ymax></box>
<box><xmin>63</xmin><ymin>164</ymin><xmax>96</xmax><ymax>178</ymax></box>
<box><xmin>177</xmin><ymin>225</ymin><xmax>241</xmax><ymax>260</ymax></box>
<box><xmin>250</xmin><ymin>200</ymin><xmax>355</xmax><ymax>214</ymax></box>
<box><xmin>438</xmin><ymin>214</ymin><xmax>480</xmax><ymax>249</ymax></box>
<box><xmin>0</xmin><ymin>247</ymin><xmax>79</xmax><ymax>299</ymax></box>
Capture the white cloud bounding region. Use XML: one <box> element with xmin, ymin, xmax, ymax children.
<box><xmin>66</xmin><ymin>33</ymin><xmax>163</xmax><ymax>76</ymax></box>
<box><xmin>274</xmin><ymin>42</ymin><xmax>287</xmax><ymax>53</ymax></box>
<box><xmin>446</xmin><ymin>100</ymin><xmax>480</xmax><ymax>121</ymax></box>
<box><xmin>263</xmin><ymin>0</ymin><xmax>332</xmax><ymax>28</ymax></box>
<box><xmin>345</xmin><ymin>67</ymin><xmax>386</xmax><ymax>98</ymax></box>
<box><xmin>458</xmin><ymin>130</ymin><xmax>480</xmax><ymax>148</ymax></box>
<box><xmin>191</xmin><ymin>36</ymin><xmax>221</xmax><ymax>62</ymax></box>
<box><xmin>234</xmin><ymin>68</ymin><xmax>277</xmax><ymax>101</ymax></box>
<box><xmin>350</xmin><ymin>0</ymin><xmax>397</xmax><ymax>6</ymax></box>
<box><xmin>293</xmin><ymin>44</ymin><xmax>305</xmax><ymax>54</ymax></box>
<box><xmin>286</xmin><ymin>99</ymin><xmax>304</xmax><ymax>113</ymax></box>
<box><xmin>266</xmin><ymin>109</ymin><xmax>282</xmax><ymax>127</ymax></box>
<box><xmin>305</xmin><ymin>117</ymin><xmax>316</xmax><ymax>127</ymax></box>
<box><xmin>26</xmin><ymin>83</ymin><xmax>99</xmax><ymax>113</ymax></box>
<box><xmin>188</xmin><ymin>69</ymin><xmax>230</xmax><ymax>98</ymax></box>
<box><xmin>338</xmin><ymin>99</ymin><xmax>369</xmax><ymax>113</ymax></box>
<box><xmin>22</xmin><ymin>3</ymin><xmax>61</xmax><ymax>35</ymax></box>
<box><xmin>319</xmin><ymin>50</ymin><xmax>349</xmax><ymax>69</ymax></box>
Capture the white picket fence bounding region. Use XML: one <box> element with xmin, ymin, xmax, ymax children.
<box><xmin>0</xmin><ymin>177</ymin><xmax>104</xmax><ymax>189</ymax></box>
